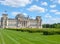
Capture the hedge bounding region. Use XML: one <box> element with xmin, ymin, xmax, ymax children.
<box><xmin>4</xmin><ymin>28</ymin><xmax>60</xmax><ymax>35</ymax></box>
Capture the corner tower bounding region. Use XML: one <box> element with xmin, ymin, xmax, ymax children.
<box><xmin>1</xmin><ymin>11</ymin><xmax>8</xmax><ymax>28</ymax></box>
<box><xmin>36</xmin><ymin>16</ymin><xmax>42</xmax><ymax>28</ymax></box>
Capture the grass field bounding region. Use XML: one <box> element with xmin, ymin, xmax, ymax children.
<box><xmin>0</xmin><ymin>29</ymin><xmax>60</xmax><ymax>44</ymax></box>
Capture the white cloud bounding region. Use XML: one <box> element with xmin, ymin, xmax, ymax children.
<box><xmin>41</xmin><ymin>2</ymin><xmax>48</xmax><ymax>6</ymax></box>
<box><xmin>50</xmin><ymin>9</ymin><xmax>58</xmax><ymax>13</ymax></box>
<box><xmin>58</xmin><ymin>0</ymin><xmax>60</xmax><ymax>4</ymax></box>
<box><xmin>50</xmin><ymin>9</ymin><xmax>60</xmax><ymax>15</ymax></box>
<box><xmin>0</xmin><ymin>15</ymin><xmax>2</xmax><ymax>18</ymax></box>
<box><xmin>27</xmin><ymin>5</ymin><xmax>46</xmax><ymax>12</ymax></box>
<box><xmin>12</xmin><ymin>12</ymin><xmax>28</xmax><ymax>17</ymax></box>
<box><xmin>56</xmin><ymin>0</ymin><xmax>60</xmax><ymax>4</ymax></box>
<box><xmin>12</xmin><ymin>12</ymin><xmax>21</xmax><ymax>15</ymax></box>
<box><xmin>31</xmin><ymin>17</ymin><xmax>35</xmax><ymax>19</ymax></box>
<box><xmin>45</xmin><ymin>13</ymin><xmax>52</xmax><ymax>18</ymax></box>
<box><xmin>50</xmin><ymin>5</ymin><xmax>56</xmax><ymax>8</ymax></box>
<box><xmin>50</xmin><ymin>0</ymin><xmax>53</xmax><ymax>1</ymax></box>
<box><xmin>51</xmin><ymin>18</ymin><xmax>60</xmax><ymax>23</ymax></box>
<box><xmin>55</xmin><ymin>12</ymin><xmax>60</xmax><ymax>14</ymax></box>
<box><xmin>0</xmin><ymin>13</ymin><xmax>2</xmax><ymax>19</ymax></box>
<box><xmin>50</xmin><ymin>0</ymin><xmax>60</xmax><ymax>4</ymax></box>
<box><xmin>0</xmin><ymin>0</ymin><xmax>32</xmax><ymax>7</ymax></box>
<box><xmin>44</xmin><ymin>17</ymin><xmax>60</xmax><ymax>24</ymax></box>
<box><xmin>35</xmin><ymin>0</ymin><xmax>39</xmax><ymax>2</ymax></box>
<box><xmin>0</xmin><ymin>12</ymin><xmax>2</xmax><ymax>18</ymax></box>
<box><xmin>23</xmin><ymin>13</ymin><xmax>28</xmax><ymax>17</ymax></box>
<box><xmin>44</xmin><ymin>13</ymin><xmax>60</xmax><ymax>24</ymax></box>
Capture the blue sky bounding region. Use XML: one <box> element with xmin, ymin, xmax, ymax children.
<box><xmin>0</xmin><ymin>0</ymin><xmax>60</xmax><ymax>24</ymax></box>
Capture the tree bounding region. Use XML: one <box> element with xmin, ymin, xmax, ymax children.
<box><xmin>42</xmin><ymin>23</ymin><xmax>60</xmax><ymax>28</ymax></box>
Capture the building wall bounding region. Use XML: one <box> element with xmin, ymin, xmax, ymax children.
<box><xmin>0</xmin><ymin>13</ymin><xmax>42</xmax><ymax>28</ymax></box>
<box><xmin>8</xmin><ymin>19</ymin><xmax>17</xmax><ymax>28</ymax></box>
<box><xmin>28</xmin><ymin>20</ymin><xmax>37</xmax><ymax>28</ymax></box>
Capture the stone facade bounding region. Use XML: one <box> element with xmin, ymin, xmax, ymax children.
<box><xmin>0</xmin><ymin>13</ymin><xmax>42</xmax><ymax>28</ymax></box>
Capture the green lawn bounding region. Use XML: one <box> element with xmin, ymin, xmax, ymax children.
<box><xmin>0</xmin><ymin>29</ymin><xmax>60</xmax><ymax>44</ymax></box>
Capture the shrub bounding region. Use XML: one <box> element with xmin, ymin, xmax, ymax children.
<box><xmin>43</xmin><ymin>29</ymin><xmax>60</xmax><ymax>35</ymax></box>
<box><xmin>43</xmin><ymin>31</ymin><xmax>55</xmax><ymax>35</ymax></box>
